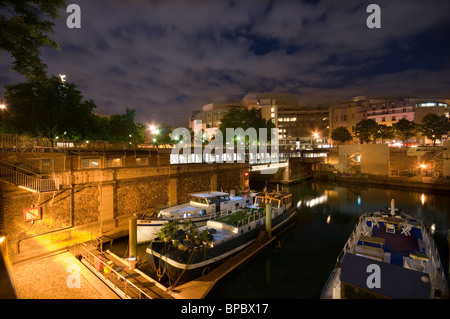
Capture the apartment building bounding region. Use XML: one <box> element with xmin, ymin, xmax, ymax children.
<box><xmin>189</xmin><ymin>92</ymin><xmax>330</xmax><ymax>150</ymax></box>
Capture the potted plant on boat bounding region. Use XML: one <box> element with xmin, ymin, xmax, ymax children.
<box><xmin>183</xmin><ymin>219</ymin><xmax>200</xmax><ymax>242</ymax></box>
<box><xmin>156</xmin><ymin>220</ymin><xmax>180</xmax><ymax>243</ymax></box>
<box><xmin>199</xmin><ymin>229</ymin><xmax>214</xmax><ymax>247</ymax></box>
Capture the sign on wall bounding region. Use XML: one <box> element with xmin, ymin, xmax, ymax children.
<box><xmin>23</xmin><ymin>207</ymin><xmax>42</xmax><ymax>222</ymax></box>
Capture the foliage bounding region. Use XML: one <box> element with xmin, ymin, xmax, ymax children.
<box><xmin>2</xmin><ymin>76</ymin><xmax>96</xmax><ymax>139</ymax></box>
<box><xmin>354</xmin><ymin>119</ymin><xmax>378</xmax><ymax>144</ymax></box>
<box><xmin>374</xmin><ymin>124</ymin><xmax>395</xmax><ymax>143</ymax></box>
<box><xmin>392</xmin><ymin>118</ymin><xmax>418</xmax><ymax>145</ymax></box>
<box><xmin>420</xmin><ymin>113</ymin><xmax>450</xmax><ymax>146</ymax></box>
<box><xmin>152</xmin><ymin>123</ymin><xmax>181</xmax><ymax>146</ymax></box>
<box><xmin>0</xmin><ymin>0</ymin><xmax>65</xmax><ymax>80</ymax></box>
<box><xmin>219</xmin><ymin>107</ymin><xmax>275</xmax><ymax>144</ymax></box>
<box><xmin>330</xmin><ymin>127</ymin><xmax>353</xmax><ymax>145</ymax></box>
<box><xmin>107</xmin><ymin>108</ymin><xmax>146</xmax><ymax>143</ymax></box>
<box><xmin>156</xmin><ymin>220</ymin><xmax>180</xmax><ymax>241</ymax></box>
<box><xmin>1</xmin><ymin>76</ymin><xmax>146</xmax><ymax>142</ymax></box>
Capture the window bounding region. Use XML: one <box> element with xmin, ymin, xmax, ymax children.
<box><xmin>136</xmin><ymin>157</ymin><xmax>149</xmax><ymax>166</ymax></box>
<box><xmin>382</xmin><ymin>117</ymin><xmax>386</xmax><ymax>122</ymax></box>
<box><xmin>183</xmin><ymin>212</ymin><xmax>192</xmax><ymax>219</ymax></box>
<box><xmin>392</xmin><ymin>116</ymin><xmax>396</xmax><ymax>121</ymax></box>
<box><xmin>82</xmin><ymin>158</ymin><xmax>100</xmax><ymax>169</ymax></box>
<box><xmin>106</xmin><ymin>157</ymin><xmax>121</xmax><ymax>168</ymax></box>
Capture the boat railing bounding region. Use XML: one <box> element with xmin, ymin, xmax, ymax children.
<box><xmin>421</xmin><ymin>226</ymin><xmax>448</xmax><ymax>296</ymax></box>
<box><xmin>71</xmin><ymin>242</ymin><xmax>152</xmax><ymax>299</ymax></box>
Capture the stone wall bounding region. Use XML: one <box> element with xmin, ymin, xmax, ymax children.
<box><xmin>0</xmin><ymin>160</ymin><xmax>249</xmax><ymax>260</ymax></box>
<box><xmin>116</xmin><ymin>176</ymin><xmax>169</xmax><ymax>217</ymax></box>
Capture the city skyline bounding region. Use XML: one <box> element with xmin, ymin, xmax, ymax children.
<box><xmin>1</xmin><ymin>0</ymin><xmax>449</xmax><ymax>127</ymax></box>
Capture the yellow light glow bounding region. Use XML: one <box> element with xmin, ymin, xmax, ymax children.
<box><xmin>0</xmin><ymin>103</ymin><xmax>6</xmax><ymax>110</ymax></box>
<box><xmin>0</xmin><ymin>236</ymin><xmax>5</xmax><ymax>244</ymax></box>
<box><xmin>420</xmin><ymin>164</ymin><xmax>426</xmax><ymax>169</ymax></box>
<box><xmin>421</xmin><ymin>193</ymin><xmax>425</xmax><ymax>205</ymax></box>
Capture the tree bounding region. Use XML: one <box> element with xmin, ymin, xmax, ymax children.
<box><xmin>420</xmin><ymin>113</ymin><xmax>450</xmax><ymax>146</ymax></box>
<box><xmin>0</xmin><ymin>0</ymin><xmax>65</xmax><ymax>80</ymax></box>
<box><xmin>219</xmin><ymin>107</ymin><xmax>275</xmax><ymax>144</ymax></box>
<box><xmin>152</xmin><ymin>123</ymin><xmax>180</xmax><ymax>146</ymax></box>
<box><xmin>375</xmin><ymin>124</ymin><xmax>395</xmax><ymax>144</ymax></box>
<box><xmin>330</xmin><ymin>127</ymin><xmax>353</xmax><ymax>145</ymax></box>
<box><xmin>354</xmin><ymin>119</ymin><xmax>378</xmax><ymax>144</ymax></box>
<box><xmin>392</xmin><ymin>118</ymin><xmax>417</xmax><ymax>146</ymax></box>
<box><xmin>2</xmin><ymin>75</ymin><xmax>96</xmax><ymax>139</ymax></box>
<box><xmin>108</xmin><ymin>108</ymin><xmax>146</xmax><ymax>143</ymax></box>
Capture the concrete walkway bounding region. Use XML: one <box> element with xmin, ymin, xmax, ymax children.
<box><xmin>11</xmin><ymin>251</ymin><xmax>119</xmax><ymax>299</ymax></box>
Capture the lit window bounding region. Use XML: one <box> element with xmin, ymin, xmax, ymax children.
<box><xmin>82</xmin><ymin>158</ymin><xmax>100</xmax><ymax>169</ymax></box>
<box><xmin>136</xmin><ymin>157</ymin><xmax>149</xmax><ymax>166</ymax></box>
<box><xmin>107</xmin><ymin>157</ymin><xmax>121</xmax><ymax>168</ymax></box>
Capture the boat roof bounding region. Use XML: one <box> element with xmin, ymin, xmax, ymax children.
<box><xmin>160</xmin><ymin>203</ymin><xmax>201</xmax><ymax>214</ymax></box>
<box><xmin>190</xmin><ymin>191</ymin><xmax>229</xmax><ymax>198</ymax></box>
<box><xmin>341</xmin><ymin>253</ymin><xmax>431</xmax><ymax>299</ymax></box>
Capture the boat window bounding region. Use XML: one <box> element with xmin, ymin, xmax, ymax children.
<box><xmin>255</xmin><ymin>196</ymin><xmax>265</xmax><ymax>206</ymax></box>
<box><xmin>220</xmin><ymin>196</ymin><xmax>230</xmax><ymax>202</ymax></box>
<box><xmin>270</xmin><ymin>198</ymin><xmax>280</xmax><ymax>207</ymax></box>
<box><xmin>183</xmin><ymin>212</ymin><xmax>192</xmax><ymax>219</ymax></box>
<box><xmin>199</xmin><ymin>210</ymin><xmax>206</xmax><ymax>216</ymax></box>
<box><xmin>190</xmin><ymin>196</ymin><xmax>208</xmax><ymax>205</ymax></box>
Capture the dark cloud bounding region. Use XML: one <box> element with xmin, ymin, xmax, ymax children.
<box><xmin>1</xmin><ymin>0</ymin><xmax>449</xmax><ymax>127</ymax></box>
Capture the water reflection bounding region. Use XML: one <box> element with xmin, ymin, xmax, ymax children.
<box><xmin>207</xmin><ymin>180</ymin><xmax>450</xmax><ymax>299</ymax></box>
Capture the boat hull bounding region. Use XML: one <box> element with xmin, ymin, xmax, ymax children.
<box><xmin>147</xmin><ymin>205</ymin><xmax>297</xmax><ymax>283</ymax></box>
<box><xmin>137</xmin><ymin>216</ymin><xmax>214</xmax><ymax>244</ymax></box>
<box><xmin>321</xmin><ymin>210</ymin><xmax>449</xmax><ymax>299</ymax></box>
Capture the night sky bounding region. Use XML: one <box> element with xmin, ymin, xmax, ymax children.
<box><xmin>1</xmin><ymin>0</ymin><xmax>449</xmax><ymax>127</ymax></box>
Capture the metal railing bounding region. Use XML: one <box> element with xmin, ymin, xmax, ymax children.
<box><xmin>72</xmin><ymin>242</ymin><xmax>152</xmax><ymax>299</ymax></box>
<box><xmin>0</xmin><ymin>160</ymin><xmax>58</xmax><ymax>192</ymax></box>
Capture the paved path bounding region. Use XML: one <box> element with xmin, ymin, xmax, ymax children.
<box><xmin>11</xmin><ymin>251</ymin><xmax>119</xmax><ymax>299</ymax></box>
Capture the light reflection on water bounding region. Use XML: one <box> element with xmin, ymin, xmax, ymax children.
<box><xmin>206</xmin><ymin>180</ymin><xmax>450</xmax><ymax>299</ymax></box>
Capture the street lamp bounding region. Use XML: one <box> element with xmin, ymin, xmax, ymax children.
<box><xmin>0</xmin><ymin>103</ymin><xmax>6</xmax><ymax>110</ymax></box>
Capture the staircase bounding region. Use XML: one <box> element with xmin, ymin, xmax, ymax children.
<box><xmin>0</xmin><ymin>160</ymin><xmax>59</xmax><ymax>193</ymax></box>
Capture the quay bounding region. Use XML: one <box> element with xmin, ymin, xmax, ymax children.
<box><xmin>70</xmin><ymin>230</ymin><xmax>276</xmax><ymax>299</ymax></box>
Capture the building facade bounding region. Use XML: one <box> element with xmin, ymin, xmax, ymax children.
<box><xmin>190</xmin><ymin>92</ymin><xmax>330</xmax><ymax>150</ymax></box>
<box><xmin>330</xmin><ymin>96</ymin><xmax>450</xmax><ymax>145</ymax></box>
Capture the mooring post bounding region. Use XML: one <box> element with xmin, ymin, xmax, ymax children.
<box><xmin>129</xmin><ymin>216</ymin><xmax>137</xmax><ymax>270</ymax></box>
<box><xmin>266</xmin><ymin>203</ymin><xmax>272</xmax><ymax>238</ymax></box>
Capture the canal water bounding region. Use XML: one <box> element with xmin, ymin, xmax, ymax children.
<box><xmin>107</xmin><ymin>180</ymin><xmax>450</xmax><ymax>299</ymax></box>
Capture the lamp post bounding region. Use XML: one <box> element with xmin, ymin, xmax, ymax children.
<box><xmin>312</xmin><ymin>131</ymin><xmax>320</xmax><ymax>149</ymax></box>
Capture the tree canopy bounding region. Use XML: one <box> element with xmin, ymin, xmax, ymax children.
<box><xmin>219</xmin><ymin>107</ymin><xmax>275</xmax><ymax>143</ymax></box>
<box><xmin>0</xmin><ymin>0</ymin><xmax>65</xmax><ymax>80</ymax></box>
<box><xmin>420</xmin><ymin>113</ymin><xmax>450</xmax><ymax>146</ymax></box>
<box><xmin>2</xmin><ymin>76</ymin><xmax>96</xmax><ymax>138</ymax></box>
<box><xmin>1</xmin><ymin>76</ymin><xmax>145</xmax><ymax>142</ymax></box>
<box><xmin>354</xmin><ymin>119</ymin><xmax>378</xmax><ymax>144</ymax></box>
<box><xmin>330</xmin><ymin>126</ymin><xmax>353</xmax><ymax>145</ymax></box>
<box><xmin>392</xmin><ymin>118</ymin><xmax>418</xmax><ymax>145</ymax></box>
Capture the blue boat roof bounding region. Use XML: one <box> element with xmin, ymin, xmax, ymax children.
<box><xmin>341</xmin><ymin>253</ymin><xmax>431</xmax><ymax>299</ymax></box>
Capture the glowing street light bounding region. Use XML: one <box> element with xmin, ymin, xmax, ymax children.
<box><xmin>0</xmin><ymin>103</ymin><xmax>6</xmax><ymax>110</ymax></box>
<box><xmin>59</xmin><ymin>74</ymin><xmax>66</xmax><ymax>83</ymax></box>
